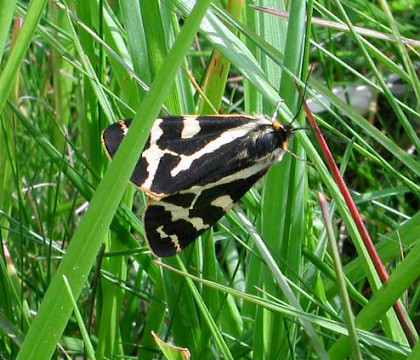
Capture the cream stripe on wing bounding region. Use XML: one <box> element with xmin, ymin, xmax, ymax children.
<box><xmin>141</xmin><ymin>119</ymin><xmax>178</xmax><ymax>190</ymax></box>
<box><xmin>170</xmin><ymin>121</ymin><xmax>266</xmax><ymax>177</ymax></box>
<box><xmin>181</xmin><ymin>117</ymin><xmax>201</xmax><ymax>139</ymax></box>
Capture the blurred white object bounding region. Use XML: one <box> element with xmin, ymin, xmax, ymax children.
<box><xmin>307</xmin><ymin>73</ymin><xmax>411</xmax><ymax>116</ymax></box>
<box><xmin>307</xmin><ymin>85</ymin><xmax>373</xmax><ymax>115</ymax></box>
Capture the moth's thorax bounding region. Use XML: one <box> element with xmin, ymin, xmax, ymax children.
<box><xmin>271</xmin><ymin>120</ymin><xmax>289</xmax><ymax>151</ymax></box>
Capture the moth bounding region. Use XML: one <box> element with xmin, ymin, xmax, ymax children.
<box><xmin>102</xmin><ymin>115</ymin><xmax>294</xmax><ymax>257</ymax></box>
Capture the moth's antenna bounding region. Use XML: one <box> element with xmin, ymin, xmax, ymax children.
<box><xmin>287</xmin><ymin>66</ymin><xmax>314</xmax><ymax>129</ymax></box>
<box><xmin>293</xmin><ymin>125</ymin><xmax>347</xmax><ymax>144</ymax></box>
<box><xmin>271</xmin><ymin>100</ymin><xmax>284</xmax><ymax>122</ymax></box>
<box><xmin>270</xmin><ymin>72</ymin><xmax>312</xmax><ymax>129</ymax></box>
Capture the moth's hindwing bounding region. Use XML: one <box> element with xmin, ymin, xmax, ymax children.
<box><xmin>144</xmin><ymin>162</ymin><xmax>271</xmax><ymax>257</ymax></box>
<box><xmin>101</xmin><ymin>115</ymin><xmax>291</xmax><ymax>257</ymax></box>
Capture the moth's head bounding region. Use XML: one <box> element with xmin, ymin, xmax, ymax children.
<box><xmin>272</xmin><ymin>120</ymin><xmax>294</xmax><ymax>150</ymax></box>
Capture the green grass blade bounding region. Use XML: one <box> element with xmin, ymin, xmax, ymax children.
<box><xmin>16</xmin><ymin>1</ymin><xmax>213</xmax><ymax>358</ymax></box>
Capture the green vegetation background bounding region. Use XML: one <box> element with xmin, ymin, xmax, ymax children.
<box><xmin>0</xmin><ymin>0</ymin><xmax>419</xmax><ymax>359</ymax></box>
